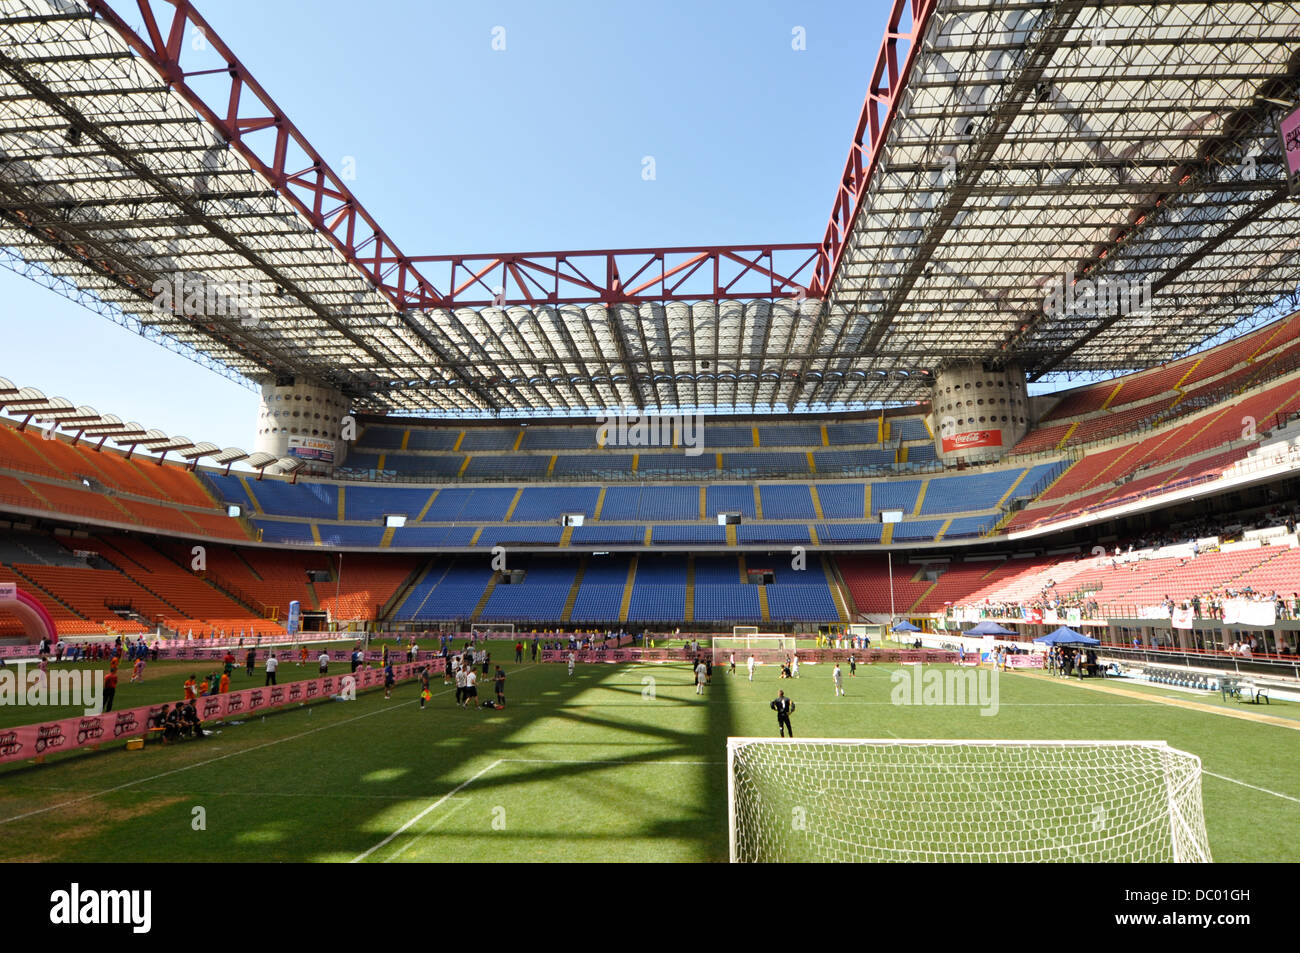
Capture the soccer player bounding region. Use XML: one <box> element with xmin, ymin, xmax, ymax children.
<box><xmin>246</xmin><ymin>647</ymin><xmax>257</xmax><ymax>676</ymax></box>
<box><xmin>832</xmin><ymin>663</ymin><xmax>845</xmax><ymax>697</ymax></box>
<box><xmin>218</xmin><ymin>671</ymin><xmax>230</xmax><ymax>694</ymax></box>
<box><xmin>567</xmin><ymin>651</ymin><xmax>576</xmax><ymax>676</ymax></box>
<box><xmin>771</xmin><ymin>690</ymin><xmax>795</xmax><ymax>737</ymax></box>
<box><xmin>454</xmin><ymin>660</ymin><xmax>467</xmax><ymax>707</ymax></box>
<box><xmin>791</xmin><ymin>654</ymin><xmax>800</xmax><ymax>679</ymax></box>
<box><xmin>383</xmin><ymin>661</ymin><xmax>395</xmax><ymax>699</ymax></box>
<box><xmin>464</xmin><ymin>667</ymin><xmax>479</xmax><ymax>709</ymax></box>
<box><xmin>131</xmin><ymin>655</ymin><xmax>146</xmax><ymax>684</ymax></box>
<box><xmin>265</xmin><ymin>653</ymin><xmax>278</xmax><ymax>686</ymax></box>
<box><xmin>747</xmin><ymin>654</ymin><xmax>755</xmax><ymax>682</ymax></box>
<box><xmin>695</xmin><ymin>658</ymin><xmax>707</xmax><ymax>695</ymax></box>
<box><xmin>848</xmin><ymin>654</ymin><xmax>857</xmax><ymax>677</ymax></box>
<box><xmin>728</xmin><ymin>652</ymin><xmax>736</xmax><ymax>676</ymax></box>
<box><xmin>494</xmin><ymin>666</ymin><xmax>506</xmax><ymax>707</ymax></box>
<box><xmin>318</xmin><ymin>651</ymin><xmax>330</xmax><ymax>674</ymax></box>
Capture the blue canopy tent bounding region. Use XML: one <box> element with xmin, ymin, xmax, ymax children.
<box><xmin>892</xmin><ymin>620</ymin><xmax>921</xmax><ymax>633</ymax></box>
<box><xmin>1034</xmin><ymin>626</ymin><xmax>1100</xmax><ymax>646</ymax></box>
<box><xmin>965</xmin><ymin>620</ymin><xmax>1017</xmax><ymax>636</ymax></box>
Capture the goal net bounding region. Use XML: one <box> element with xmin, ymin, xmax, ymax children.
<box><xmin>727</xmin><ymin>739</ymin><xmax>1211</xmax><ymax>863</ymax></box>
<box><xmin>470</xmin><ymin>623</ymin><xmax>514</xmax><ymax>638</ymax></box>
<box><xmin>714</xmin><ymin>632</ymin><xmax>791</xmax><ymax>662</ymax></box>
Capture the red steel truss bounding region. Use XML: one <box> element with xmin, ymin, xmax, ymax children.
<box><xmin>86</xmin><ymin>0</ymin><xmax>930</xmax><ymax>306</ymax></box>
<box><xmin>810</xmin><ymin>0</ymin><xmax>938</xmax><ymax>297</ymax></box>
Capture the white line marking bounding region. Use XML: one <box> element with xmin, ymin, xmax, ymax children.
<box><xmin>1204</xmin><ymin>771</ymin><xmax>1300</xmax><ymax>804</ymax></box>
<box><xmin>384</xmin><ymin>796</ymin><xmax>473</xmax><ymax>863</ymax></box>
<box><xmin>352</xmin><ymin>759</ymin><xmax>503</xmax><ymax>863</ymax></box>
<box><xmin>500</xmin><ymin>758</ymin><xmax>722</xmax><ymax>766</ymax></box>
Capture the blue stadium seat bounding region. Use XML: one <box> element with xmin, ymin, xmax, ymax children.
<box><xmin>459</xmin><ymin>430</ymin><xmax>520</xmax><ymax>451</ymax></box>
<box><xmin>652</xmin><ymin>524</ymin><xmax>728</xmax><ymax>545</ymax></box>
<box><xmin>815</xmin><ymin>483</ymin><xmax>866</xmax><ymax>519</ymax></box>
<box><xmin>826</xmin><ymin>422</ymin><xmax>879</xmax><ymax>445</ymax></box>
<box><xmin>510</xmin><ymin>486</ymin><xmax>601</xmax><ymax>521</ymax></box>
<box><xmin>919</xmin><ymin>469</ymin><xmax>1022</xmax><ymax>515</ymax></box>
<box><xmin>759</xmin><ymin>484</ymin><xmax>817</xmax><ymax>519</ymax></box>
<box><xmin>248</xmin><ymin>479</ymin><xmax>337</xmax><ymax>519</ymax></box>
<box><xmin>706</xmin><ymin>484</ymin><xmax>757</xmax><ymax>518</ymax></box>
<box><xmin>871</xmin><ymin>480</ymin><xmax>922</xmax><ymax>515</ymax></box>
<box><xmin>757</xmin><ymin>424</ymin><xmax>822</xmax><ymax>447</ymax></box>
<box><xmin>601</xmin><ymin>486</ymin><xmax>699</xmax><ymax>521</ymax></box>
<box><xmin>424</xmin><ymin>487</ymin><xmax>517</xmax><ymax>522</ymax></box>
<box><xmin>737</xmin><ymin>523</ymin><xmax>810</xmax><ymax>544</ymax></box>
<box><xmin>343</xmin><ymin>485</ymin><xmax>433</xmax><ymax>521</ymax></box>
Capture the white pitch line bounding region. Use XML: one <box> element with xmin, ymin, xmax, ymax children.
<box><xmin>1204</xmin><ymin>771</ymin><xmax>1300</xmax><ymax>804</ymax></box>
<box><xmin>383</xmin><ymin>796</ymin><xmax>473</xmax><ymax>863</ymax></box>
<box><xmin>352</xmin><ymin>759</ymin><xmax>504</xmax><ymax>863</ymax></box>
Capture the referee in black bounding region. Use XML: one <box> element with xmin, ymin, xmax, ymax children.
<box><xmin>771</xmin><ymin>690</ymin><xmax>795</xmax><ymax>738</ymax></box>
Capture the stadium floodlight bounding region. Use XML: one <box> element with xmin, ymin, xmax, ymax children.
<box><xmin>226</xmin><ymin>504</ymin><xmax>242</xmax><ymax>518</ymax></box>
<box><xmin>727</xmin><ymin>739</ymin><xmax>1211</xmax><ymax>863</ymax></box>
<box><xmin>384</xmin><ymin>514</ymin><xmax>407</xmax><ymax>527</ymax></box>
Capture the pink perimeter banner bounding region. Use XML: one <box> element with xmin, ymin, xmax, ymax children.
<box><xmin>539</xmin><ymin>648</ymin><xmax>960</xmax><ymax>665</ymax></box>
<box><xmin>0</xmin><ymin>659</ymin><xmax>441</xmax><ymax>766</ymax></box>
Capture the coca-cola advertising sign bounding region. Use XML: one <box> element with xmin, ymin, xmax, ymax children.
<box><xmin>941</xmin><ymin>429</ymin><xmax>1003</xmax><ymax>453</ymax></box>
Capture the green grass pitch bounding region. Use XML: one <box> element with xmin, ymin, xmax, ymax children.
<box><xmin>0</xmin><ymin>657</ymin><xmax>1296</xmax><ymax>862</ymax></box>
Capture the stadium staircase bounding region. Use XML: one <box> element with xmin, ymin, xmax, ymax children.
<box><xmin>471</xmin><ymin>572</ymin><xmax>501</xmax><ymax>621</ymax></box>
<box><xmin>684</xmin><ymin>556</ymin><xmax>695</xmax><ymax>622</ymax></box>
<box><xmin>618</xmin><ymin>555</ymin><xmax>638</xmax><ymax>623</ymax></box>
<box><xmin>560</xmin><ymin>556</ymin><xmax>587</xmax><ymax>622</ymax></box>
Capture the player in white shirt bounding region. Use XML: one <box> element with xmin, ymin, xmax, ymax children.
<box><xmin>746</xmin><ymin>655</ymin><xmax>755</xmax><ymax>682</ymax></box>
<box><xmin>832</xmin><ymin>663</ymin><xmax>845</xmax><ymax>697</ymax></box>
<box><xmin>567</xmin><ymin>651</ymin><xmax>576</xmax><ymax>676</ymax></box>
<box><xmin>728</xmin><ymin>652</ymin><xmax>736</xmax><ymax>675</ymax></box>
<box><xmin>455</xmin><ymin>664</ymin><xmax>467</xmax><ymax>707</ymax></box>
<box><xmin>464</xmin><ymin>668</ymin><xmax>479</xmax><ymax>708</ymax></box>
<box><xmin>695</xmin><ymin>660</ymin><xmax>707</xmax><ymax>695</ymax></box>
<box><xmin>791</xmin><ymin>654</ymin><xmax>800</xmax><ymax>678</ymax></box>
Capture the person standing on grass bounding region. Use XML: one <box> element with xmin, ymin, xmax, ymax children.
<box><xmin>419</xmin><ymin>666</ymin><xmax>432</xmax><ymax>710</ymax></box>
<box><xmin>246</xmin><ymin>647</ymin><xmax>257</xmax><ymax>677</ymax></box>
<box><xmin>131</xmin><ymin>654</ymin><xmax>146</xmax><ymax>684</ymax></box>
<box><xmin>184</xmin><ymin>674</ymin><xmax>198</xmax><ymax>702</ymax></box>
<box><xmin>319</xmin><ymin>651</ymin><xmax>330</xmax><ymax>675</ymax></box>
<box><xmin>792</xmin><ymin>654</ymin><xmax>800</xmax><ymax>679</ymax></box>
<box><xmin>771</xmin><ymin>690</ymin><xmax>795</xmax><ymax>738</ymax></box>
<box><xmin>384</xmin><ymin>660</ymin><xmax>395</xmax><ymax>699</ymax></box>
<box><xmin>101</xmin><ymin>668</ymin><xmax>118</xmax><ymax>713</ymax></box>
<box><xmin>464</xmin><ymin>667</ymin><xmax>479</xmax><ymax>709</ymax></box>
<box><xmin>695</xmin><ymin>658</ymin><xmax>707</xmax><ymax>695</ymax></box>
<box><xmin>515</xmin><ymin>641</ymin><xmax>523</xmax><ymax>663</ymax></box>
<box><xmin>747</xmin><ymin>654</ymin><xmax>755</xmax><ymax>682</ymax></box>
<box><xmin>218</xmin><ymin>671</ymin><xmax>230</xmax><ymax>694</ymax></box>
<box><xmin>454</xmin><ymin>660</ymin><xmax>467</xmax><ymax>707</ymax></box>
<box><xmin>728</xmin><ymin>652</ymin><xmax>736</xmax><ymax>676</ymax></box>
<box><xmin>567</xmin><ymin>651</ymin><xmax>576</xmax><ymax>677</ymax></box>
<box><xmin>265</xmin><ymin>653</ymin><xmax>278</xmax><ymax>686</ymax></box>
<box><xmin>848</xmin><ymin>654</ymin><xmax>857</xmax><ymax>677</ymax></box>
<box><xmin>299</xmin><ymin>645</ymin><xmax>308</xmax><ymax>667</ymax></box>
<box><xmin>832</xmin><ymin>663</ymin><xmax>845</xmax><ymax>697</ymax></box>
<box><xmin>494</xmin><ymin>666</ymin><xmax>506</xmax><ymax>708</ymax></box>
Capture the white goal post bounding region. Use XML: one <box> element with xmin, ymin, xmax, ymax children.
<box><xmin>727</xmin><ymin>738</ymin><xmax>1211</xmax><ymax>863</ymax></box>
<box><xmin>470</xmin><ymin>623</ymin><xmax>514</xmax><ymax>638</ymax></box>
<box><xmin>714</xmin><ymin>631</ymin><xmax>792</xmax><ymax>661</ymax></box>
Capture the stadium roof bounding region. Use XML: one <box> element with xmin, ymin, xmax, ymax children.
<box><xmin>1</xmin><ymin>0</ymin><xmax>1299</xmax><ymax>418</ymax></box>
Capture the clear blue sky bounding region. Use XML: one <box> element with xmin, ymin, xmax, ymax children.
<box><xmin>1</xmin><ymin>0</ymin><xmax>892</xmax><ymax>450</ymax></box>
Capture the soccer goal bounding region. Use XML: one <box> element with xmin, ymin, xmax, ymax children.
<box><xmin>470</xmin><ymin>623</ymin><xmax>514</xmax><ymax>639</ymax></box>
<box><xmin>713</xmin><ymin>630</ymin><xmax>791</xmax><ymax>662</ymax></box>
<box><xmin>726</xmin><ymin>739</ymin><xmax>1211</xmax><ymax>863</ymax></box>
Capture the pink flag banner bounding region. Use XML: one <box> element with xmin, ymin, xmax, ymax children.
<box><xmin>0</xmin><ymin>659</ymin><xmax>442</xmax><ymax>767</ymax></box>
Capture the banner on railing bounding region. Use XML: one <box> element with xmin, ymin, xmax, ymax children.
<box><xmin>0</xmin><ymin>660</ymin><xmax>441</xmax><ymax>766</ymax></box>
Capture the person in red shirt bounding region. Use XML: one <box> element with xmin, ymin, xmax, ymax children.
<box><xmin>102</xmin><ymin>670</ymin><xmax>118</xmax><ymax>712</ymax></box>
